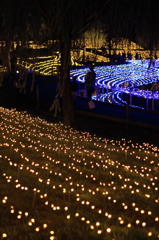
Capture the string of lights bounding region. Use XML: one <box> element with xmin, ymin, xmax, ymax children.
<box><xmin>70</xmin><ymin>60</ymin><xmax>159</xmax><ymax>108</ymax></box>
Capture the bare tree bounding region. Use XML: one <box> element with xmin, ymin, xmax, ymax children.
<box><xmin>28</xmin><ymin>0</ymin><xmax>110</xmax><ymax>127</ymax></box>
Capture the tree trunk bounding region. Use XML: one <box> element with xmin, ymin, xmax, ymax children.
<box><xmin>6</xmin><ymin>40</ymin><xmax>11</xmax><ymax>72</ymax></box>
<box><xmin>60</xmin><ymin>40</ymin><xmax>76</xmax><ymax>127</ymax></box>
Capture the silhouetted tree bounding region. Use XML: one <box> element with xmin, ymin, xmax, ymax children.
<box><xmin>28</xmin><ymin>0</ymin><xmax>110</xmax><ymax>126</ymax></box>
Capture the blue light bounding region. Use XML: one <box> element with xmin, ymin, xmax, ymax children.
<box><xmin>70</xmin><ymin>60</ymin><xmax>159</xmax><ymax>108</ymax></box>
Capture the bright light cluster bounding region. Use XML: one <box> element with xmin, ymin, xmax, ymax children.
<box><xmin>17</xmin><ymin>55</ymin><xmax>60</xmax><ymax>75</ymax></box>
<box><xmin>0</xmin><ymin>107</ymin><xmax>159</xmax><ymax>239</ymax></box>
<box><xmin>70</xmin><ymin>60</ymin><xmax>159</xmax><ymax>108</ymax></box>
<box><xmin>17</xmin><ymin>52</ymin><xmax>159</xmax><ymax>109</ymax></box>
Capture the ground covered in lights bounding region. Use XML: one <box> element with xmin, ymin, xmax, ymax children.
<box><xmin>0</xmin><ymin>107</ymin><xmax>159</xmax><ymax>240</ymax></box>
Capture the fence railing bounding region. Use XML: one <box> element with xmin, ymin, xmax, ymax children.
<box><xmin>77</xmin><ymin>83</ymin><xmax>159</xmax><ymax>112</ymax></box>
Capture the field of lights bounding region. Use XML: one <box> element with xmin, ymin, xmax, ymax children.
<box><xmin>0</xmin><ymin>107</ymin><xmax>159</xmax><ymax>240</ymax></box>
<box><xmin>71</xmin><ymin>60</ymin><xmax>159</xmax><ymax>109</ymax></box>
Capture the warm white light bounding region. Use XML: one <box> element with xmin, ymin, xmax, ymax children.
<box><xmin>2</xmin><ymin>233</ymin><xmax>7</xmax><ymax>238</ymax></box>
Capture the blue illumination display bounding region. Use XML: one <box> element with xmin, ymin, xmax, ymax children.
<box><xmin>70</xmin><ymin>60</ymin><xmax>159</xmax><ymax>108</ymax></box>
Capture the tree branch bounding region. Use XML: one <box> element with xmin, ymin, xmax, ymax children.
<box><xmin>29</xmin><ymin>0</ymin><xmax>48</xmax><ymax>22</ymax></box>
<box><xmin>77</xmin><ymin>0</ymin><xmax>111</xmax><ymax>37</ymax></box>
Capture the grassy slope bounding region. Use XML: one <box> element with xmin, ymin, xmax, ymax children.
<box><xmin>0</xmin><ymin>87</ymin><xmax>159</xmax><ymax>240</ymax></box>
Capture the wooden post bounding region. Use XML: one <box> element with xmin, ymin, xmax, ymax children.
<box><xmin>152</xmin><ymin>99</ymin><xmax>154</xmax><ymax>111</ymax></box>
<box><xmin>96</xmin><ymin>84</ymin><xmax>99</xmax><ymax>100</ymax></box>
<box><xmin>77</xmin><ymin>82</ymin><xmax>80</xmax><ymax>96</ymax></box>
<box><xmin>146</xmin><ymin>98</ymin><xmax>148</xmax><ymax>110</ymax></box>
<box><xmin>129</xmin><ymin>93</ymin><xmax>132</xmax><ymax>107</ymax></box>
<box><xmin>36</xmin><ymin>85</ymin><xmax>40</xmax><ymax>108</ymax></box>
<box><xmin>126</xmin><ymin>94</ymin><xmax>130</xmax><ymax>132</ymax></box>
<box><xmin>84</xmin><ymin>84</ymin><xmax>87</xmax><ymax>98</ymax></box>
